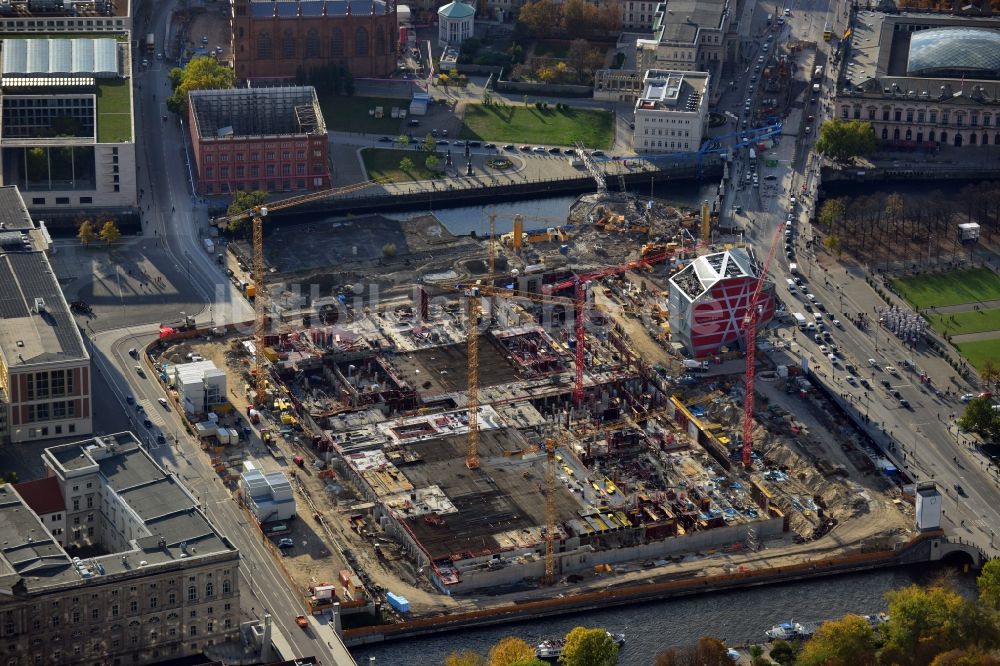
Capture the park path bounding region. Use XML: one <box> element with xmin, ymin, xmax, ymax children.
<box><xmin>927</xmin><ymin>298</ymin><xmax>1000</xmax><ymax>315</ymax></box>
<box><xmin>950</xmin><ymin>329</ymin><xmax>1000</xmax><ymax>343</ymax></box>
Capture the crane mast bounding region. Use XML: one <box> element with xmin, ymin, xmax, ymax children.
<box><xmin>466</xmin><ymin>287</ymin><xmax>481</xmax><ymax>470</ymax></box>
<box><xmin>252</xmin><ymin>207</ymin><xmax>268</xmax><ymax>405</ymax></box>
<box><xmin>544</xmin><ymin>436</ymin><xmax>556</xmax><ymax>584</ymax></box>
<box><xmin>742</xmin><ymin>222</ymin><xmax>784</xmax><ymax>467</ymax></box>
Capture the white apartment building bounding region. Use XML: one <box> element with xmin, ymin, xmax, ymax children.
<box><xmin>633</xmin><ymin>69</ymin><xmax>709</xmax><ymax>153</ymax></box>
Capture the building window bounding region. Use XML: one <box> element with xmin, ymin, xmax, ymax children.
<box><xmin>205</xmin><ymin>583</ymin><xmax>214</xmax><ymax>598</ymax></box>
<box><xmin>257</xmin><ymin>31</ymin><xmax>272</xmax><ymax>58</ymax></box>
<box><xmin>91</xmin><ymin>608</ymin><xmax>99</xmax><ymax>621</ymax></box>
<box><xmin>111</xmin><ymin>605</ymin><xmax>119</xmax><ymax>618</ymax></box>
<box><xmin>188</xmin><ymin>586</ymin><xmax>197</xmax><ymax>602</ymax></box>
<box><xmin>222</xmin><ymin>581</ymin><xmax>231</xmax><ymax>595</ymax></box>
<box><xmin>355</xmin><ymin>27</ymin><xmax>369</xmax><ymax>56</ymax></box>
<box><xmin>282</xmin><ymin>30</ymin><xmax>295</xmax><ymax>57</ymax></box>
<box><xmin>235</xmin><ymin>166</ymin><xmax>244</xmax><ymax>177</ymax></box>
<box><xmin>250</xmin><ymin>166</ymin><xmax>259</xmax><ymax>177</ymax></box>
<box><xmin>189</xmin><ymin>626</ymin><xmax>198</xmax><ymax>637</ymax></box>
<box><xmin>930</xmin><ymin>110</ymin><xmax>937</xmax><ymax>124</ymax></box>
<box><xmin>168</xmin><ymin>592</ymin><xmax>176</xmax><ymax>605</ymax></box>
<box><xmin>305</xmin><ymin>29</ymin><xmax>320</xmax><ymax>58</ymax></box>
<box><xmin>375</xmin><ymin>26</ymin><xmax>386</xmax><ymax>55</ymax></box>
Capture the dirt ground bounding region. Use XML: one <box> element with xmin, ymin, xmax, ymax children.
<box><xmin>180</xmin><ymin>7</ymin><xmax>231</xmax><ymax>63</ymax></box>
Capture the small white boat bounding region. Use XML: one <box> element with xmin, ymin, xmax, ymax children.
<box><xmin>536</xmin><ymin>632</ymin><xmax>624</xmax><ymax>659</ymax></box>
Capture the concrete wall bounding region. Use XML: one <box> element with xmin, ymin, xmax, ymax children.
<box><xmin>445</xmin><ymin>516</ymin><xmax>784</xmax><ymax>593</ymax></box>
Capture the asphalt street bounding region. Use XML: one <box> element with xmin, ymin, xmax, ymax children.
<box><xmin>721</xmin><ymin>0</ymin><xmax>1000</xmax><ymax>556</ymax></box>
<box><xmin>74</xmin><ymin>1</ymin><xmax>357</xmax><ymax>663</ymax></box>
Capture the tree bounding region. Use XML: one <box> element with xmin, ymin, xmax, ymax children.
<box><xmin>518</xmin><ymin>0</ymin><xmax>560</xmax><ymax>37</ymax></box>
<box><xmin>881</xmin><ymin>584</ymin><xmax>974</xmax><ymax>665</ymax></box>
<box><xmin>382</xmin><ymin>243</ymin><xmax>397</xmax><ymax>257</ymax></box>
<box><xmin>797</xmin><ymin>615</ymin><xmax>877</xmax><ymax>666</ymax></box>
<box><xmin>445</xmin><ymin>651</ymin><xmax>485</xmax><ymax>666</ymax></box>
<box><xmin>931</xmin><ymin>650</ymin><xmax>1000</xmax><ymax>666</ymax></box>
<box><xmin>566</xmin><ymin>39</ymin><xmax>592</xmax><ymax>74</ymax></box>
<box><xmin>978</xmin><ymin>559</ymin><xmax>1000</xmax><ymax>611</ymax></box>
<box><xmin>958</xmin><ymin>397</ymin><xmax>1000</xmax><ymax>438</ymax></box>
<box><xmin>167</xmin><ymin>56</ymin><xmax>235</xmax><ymax>114</ymax></box>
<box><xmin>747</xmin><ymin>644</ymin><xmax>767</xmax><ymax>666</ymax></box>
<box><xmin>980</xmin><ymin>359</ymin><xmax>999</xmax><ymax>388</ymax></box>
<box><xmin>557</xmin><ymin>627</ymin><xmax>618</xmax><ymax>666</ymax></box>
<box><xmin>225</xmin><ymin>190</ymin><xmax>268</xmax><ymax>236</ymax></box>
<box><xmin>508</xmin><ymin>660</ymin><xmax>547</xmax><ymax>666</ymax></box>
<box><xmin>767</xmin><ymin>639</ymin><xmax>795</xmax><ymax>666</ymax></box>
<box><xmin>395</xmin><ymin>134</ymin><xmax>410</xmax><ymax>149</ymax></box>
<box><xmin>488</xmin><ymin>637</ymin><xmax>535</xmax><ymax>666</ymax></box>
<box><xmin>98</xmin><ymin>220</ymin><xmax>120</xmax><ymax>246</ymax></box>
<box><xmin>819</xmin><ymin>197</ymin><xmax>847</xmax><ymax>229</ymax></box>
<box><xmin>823</xmin><ymin>234</ymin><xmax>843</xmax><ymax>257</ymax></box>
<box><xmin>426</xmin><ymin>154</ymin><xmax>441</xmax><ymax>170</ymax></box>
<box><xmin>399</xmin><ymin>156</ymin><xmax>415</xmax><ymax>172</ymax></box>
<box><xmin>78</xmin><ymin>220</ymin><xmax>98</xmax><ymax>246</ymax></box>
<box><xmin>814</xmin><ymin>119</ymin><xmax>878</xmax><ymax>163</ymax></box>
<box><xmin>422</xmin><ymin>134</ymin><xmax>437</xmax><ymax>152</ymax></box>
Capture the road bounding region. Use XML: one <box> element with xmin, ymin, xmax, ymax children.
<box><xmin>725</xmin><ymin>0</ymin><xmax>1000</xmax><ymax>555</ymax></box>
<box><xmin>71</xmin><ymin>0</ymin><xmax>358</xmax><ymax>663</ymax></box>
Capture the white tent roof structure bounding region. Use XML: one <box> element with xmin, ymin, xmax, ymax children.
<box><xmin>2</xmin><ymin>38</ymin><xmax>118</xmax><ymax>78</ymax></box>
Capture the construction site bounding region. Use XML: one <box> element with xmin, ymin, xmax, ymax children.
<box><xmin>146</xmin><ymin>174</ymin><xmax>916</xmax><ymax>616</ymax></box>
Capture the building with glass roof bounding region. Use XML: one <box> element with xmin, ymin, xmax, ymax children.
<box><xmin>906</xmin><ymin>27</ymin><xmax>1000</xmax><ymax>79</ymax></box>
<box><xmin>0</xmin><ymin>36</ymin><xmax>137</xmax><ymax>216</ymax></box>
<box><xmin>838</xmin><ymin>12</ymin><xmax>1000</xmax><ymax>150</ymax></box>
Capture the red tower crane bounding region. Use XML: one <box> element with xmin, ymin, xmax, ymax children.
<box><xmin>545</xmin><ymin>242</ymin><xmax>700</xmax><ymax>405</ymax></box>
<box><xmin>742</xmin><ymin>223</ymin><xmax>785</xmax><ymax>467</ymax></box>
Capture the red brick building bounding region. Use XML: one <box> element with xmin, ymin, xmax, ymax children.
<box><xmin>187</xmin><ymin>87</ymin><xmax>331</xmax><ymax>196</ymax></box>
<box><xmin>232</xmin><ymin>0</ymin><xmax>398</xmax><ymax>82</ymax></box>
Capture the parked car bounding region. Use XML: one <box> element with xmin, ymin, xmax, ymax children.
<box><xmin>278</xmin><ymin>538</ymin><xmax>295</xmax><ymax>549</ymax></box>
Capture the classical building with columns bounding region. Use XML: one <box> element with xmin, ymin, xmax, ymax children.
<box><xmin>837</xmin><ymin>12</ymin><xmax>1000</xmax><ymax>150</ymax></box>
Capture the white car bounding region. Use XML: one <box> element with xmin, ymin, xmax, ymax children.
<box><xmin>868</xmin><ymin>358</ymin><xmax>879</xmax><ymax>368</ymax></box>
<box><xmin>806</xmin><ymin>293</ymin><xmax>816</xmax><ymax>301</ymax></box>
<box><xmin>833</xmin><ymin>319</ymin><xmax>843</xmax><ymax>328</ymax></box>
<box><xmin>846</xmin><ymin>375</ymin><xmax>857</xmax><ymax>385</ymax></box>
<box><xmin>961</xmin><ymin>393</ymin><xmax>975</xmax><ymax>403</ymax></box>
<box><xmin>828</xmin><ymin>353</ymin><xmax>838</xmax><ymax>365</ymax></box>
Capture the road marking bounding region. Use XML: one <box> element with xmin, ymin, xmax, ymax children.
<box><xmin>138</xmin><ymin>399</ymin><xmax>165</xmax><ymax>426</ymax></box>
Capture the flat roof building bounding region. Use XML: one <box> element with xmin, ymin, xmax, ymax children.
<box><xmin>0</xmin><ymin>36</ymin><xmax>138</xmax><ymax>216</ymax></box>
<box><xmin>838</xmin><ymin>12</ymin><xmax>1000</xmax><ymax>150</ymax></box>
<box><xmin>0</xmin><ymin>0</ymin><xmax>131</xmax><ymax>34</ymax></box>
<box><xmin>633</xmin><ymin>69</ymin><xmax>709</xmax><ymax>154</ymax></box>
<box><xmin>0</xmin><ymin>185</ymin><xmax>92</xmax><ymax>444</ymax></box>
<box><xmin>187</xmin><ymin>86</ymin><xmax>331</xmax><ymax>196</ymax></box>
<box><xmin>0</xmin><ymin>432</ymin><xmax>240</xmax><ymax>665</ymax></box>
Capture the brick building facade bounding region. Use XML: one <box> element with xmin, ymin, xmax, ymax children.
<box><xmin>231</xmin><ymin>0</ymin><xmax>398</xmax><ymax>82</ymax></box>
<box><xmin>188</xmin><ymin>87</ymin><xmax>331</xmax><ymax>196</ymax></box>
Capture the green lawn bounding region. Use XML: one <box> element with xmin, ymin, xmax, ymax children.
<box><xmin>460</xmin><ymin>104</ymin><xmax>613</xmax><ymax>148</ymax></box>
<box><xmin>96</xmin><ymin>79</ymin><xmax>132</xmax><ymax>143</ymax></box>
<box><xmin>318</xmin><ymin>96</ymin><xmax>411</xmax><ymax>134</ymax></box>
<box><xmin>891</xmin><ymin>268</ymin><xmax>1000</xmax><ymax>309</ymax></box>
<box><xmin>956</xmin><ymin>338</ymin><xmax>1000</xmax><ymax>371</ymax></box>
<box><xmin>534</xmin><ymin>40</ymin><xmax>571</xmax><ymax>58</ymax></box>
<box><xmin>928</xmin><ymin>308</ymin><xmax>1000</xmax><ymax>336</ymax></box>
<box><xmin>361</xmin><ymin>148</ymin><xmax>440</xmax><ymax>183</ymax></box>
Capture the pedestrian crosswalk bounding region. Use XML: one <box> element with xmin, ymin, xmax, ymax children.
<box><xmin>138</xmin><ymin>399</ymin><xmax>165</xmax><ymax>427</ymax></box>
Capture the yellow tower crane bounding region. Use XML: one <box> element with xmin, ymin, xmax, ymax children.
<box><xmin>212</xmin><ymin>181</ymin><xmax>377</xmax><ymax>405</ymax></box>
<box><xmin>466</xmin><ymin>284</ymin><xmax>481</xmax><ymax>469</ymax></box>
<box><xmin>544</xmin><ymin>437</ymin><xmax>557</xmax><ymax>584</ymax></box>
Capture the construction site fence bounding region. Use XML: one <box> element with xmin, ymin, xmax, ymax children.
<box><xmin>343</xmin><ymin>532</ymin><xmax>948</xmax><ymax>647</ymax></box>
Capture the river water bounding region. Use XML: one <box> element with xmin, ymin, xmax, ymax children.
<box><xmin>386</xmin><ymin>182</ymin><xmax>721</xmax><ymax>237</ymax></box>
<box><xmin>351</xmin><ymin>565</ymin><xmax>974</xmax><ymax>665</ymax></box>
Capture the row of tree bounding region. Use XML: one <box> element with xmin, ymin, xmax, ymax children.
<box><xmin>445</xmin><ymin>627</ymin><xmax>619</xmax><ymax>666</ymax></box>
<box><xmin>958</xmin><ymin>396</ymin><xmax>1000</xmax><ymax>439</ymax></box>
<box><xmin>815</xmin><ymin>181</ymin><xmax>1000</xmax><ymax>267</ymax></box>
<box><xmin>443</xmin><ymin>562</ymin><xmax>1000</xmax><ymax>666</ymax></box>
<box><xmin>518</xmin><ymin>0</ymin><xmax>622</xmax><ymax>39</ymax></box>
<box><xmin>77</xmin><ymin>219</ymin><xmax>120</xmax><ymax>246</ymax></box>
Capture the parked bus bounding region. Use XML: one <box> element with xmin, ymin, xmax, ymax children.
<box><xmin>823</xmin><ymin>22</ymin><xmax>832</xmax><ymax>41</ymax></box>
